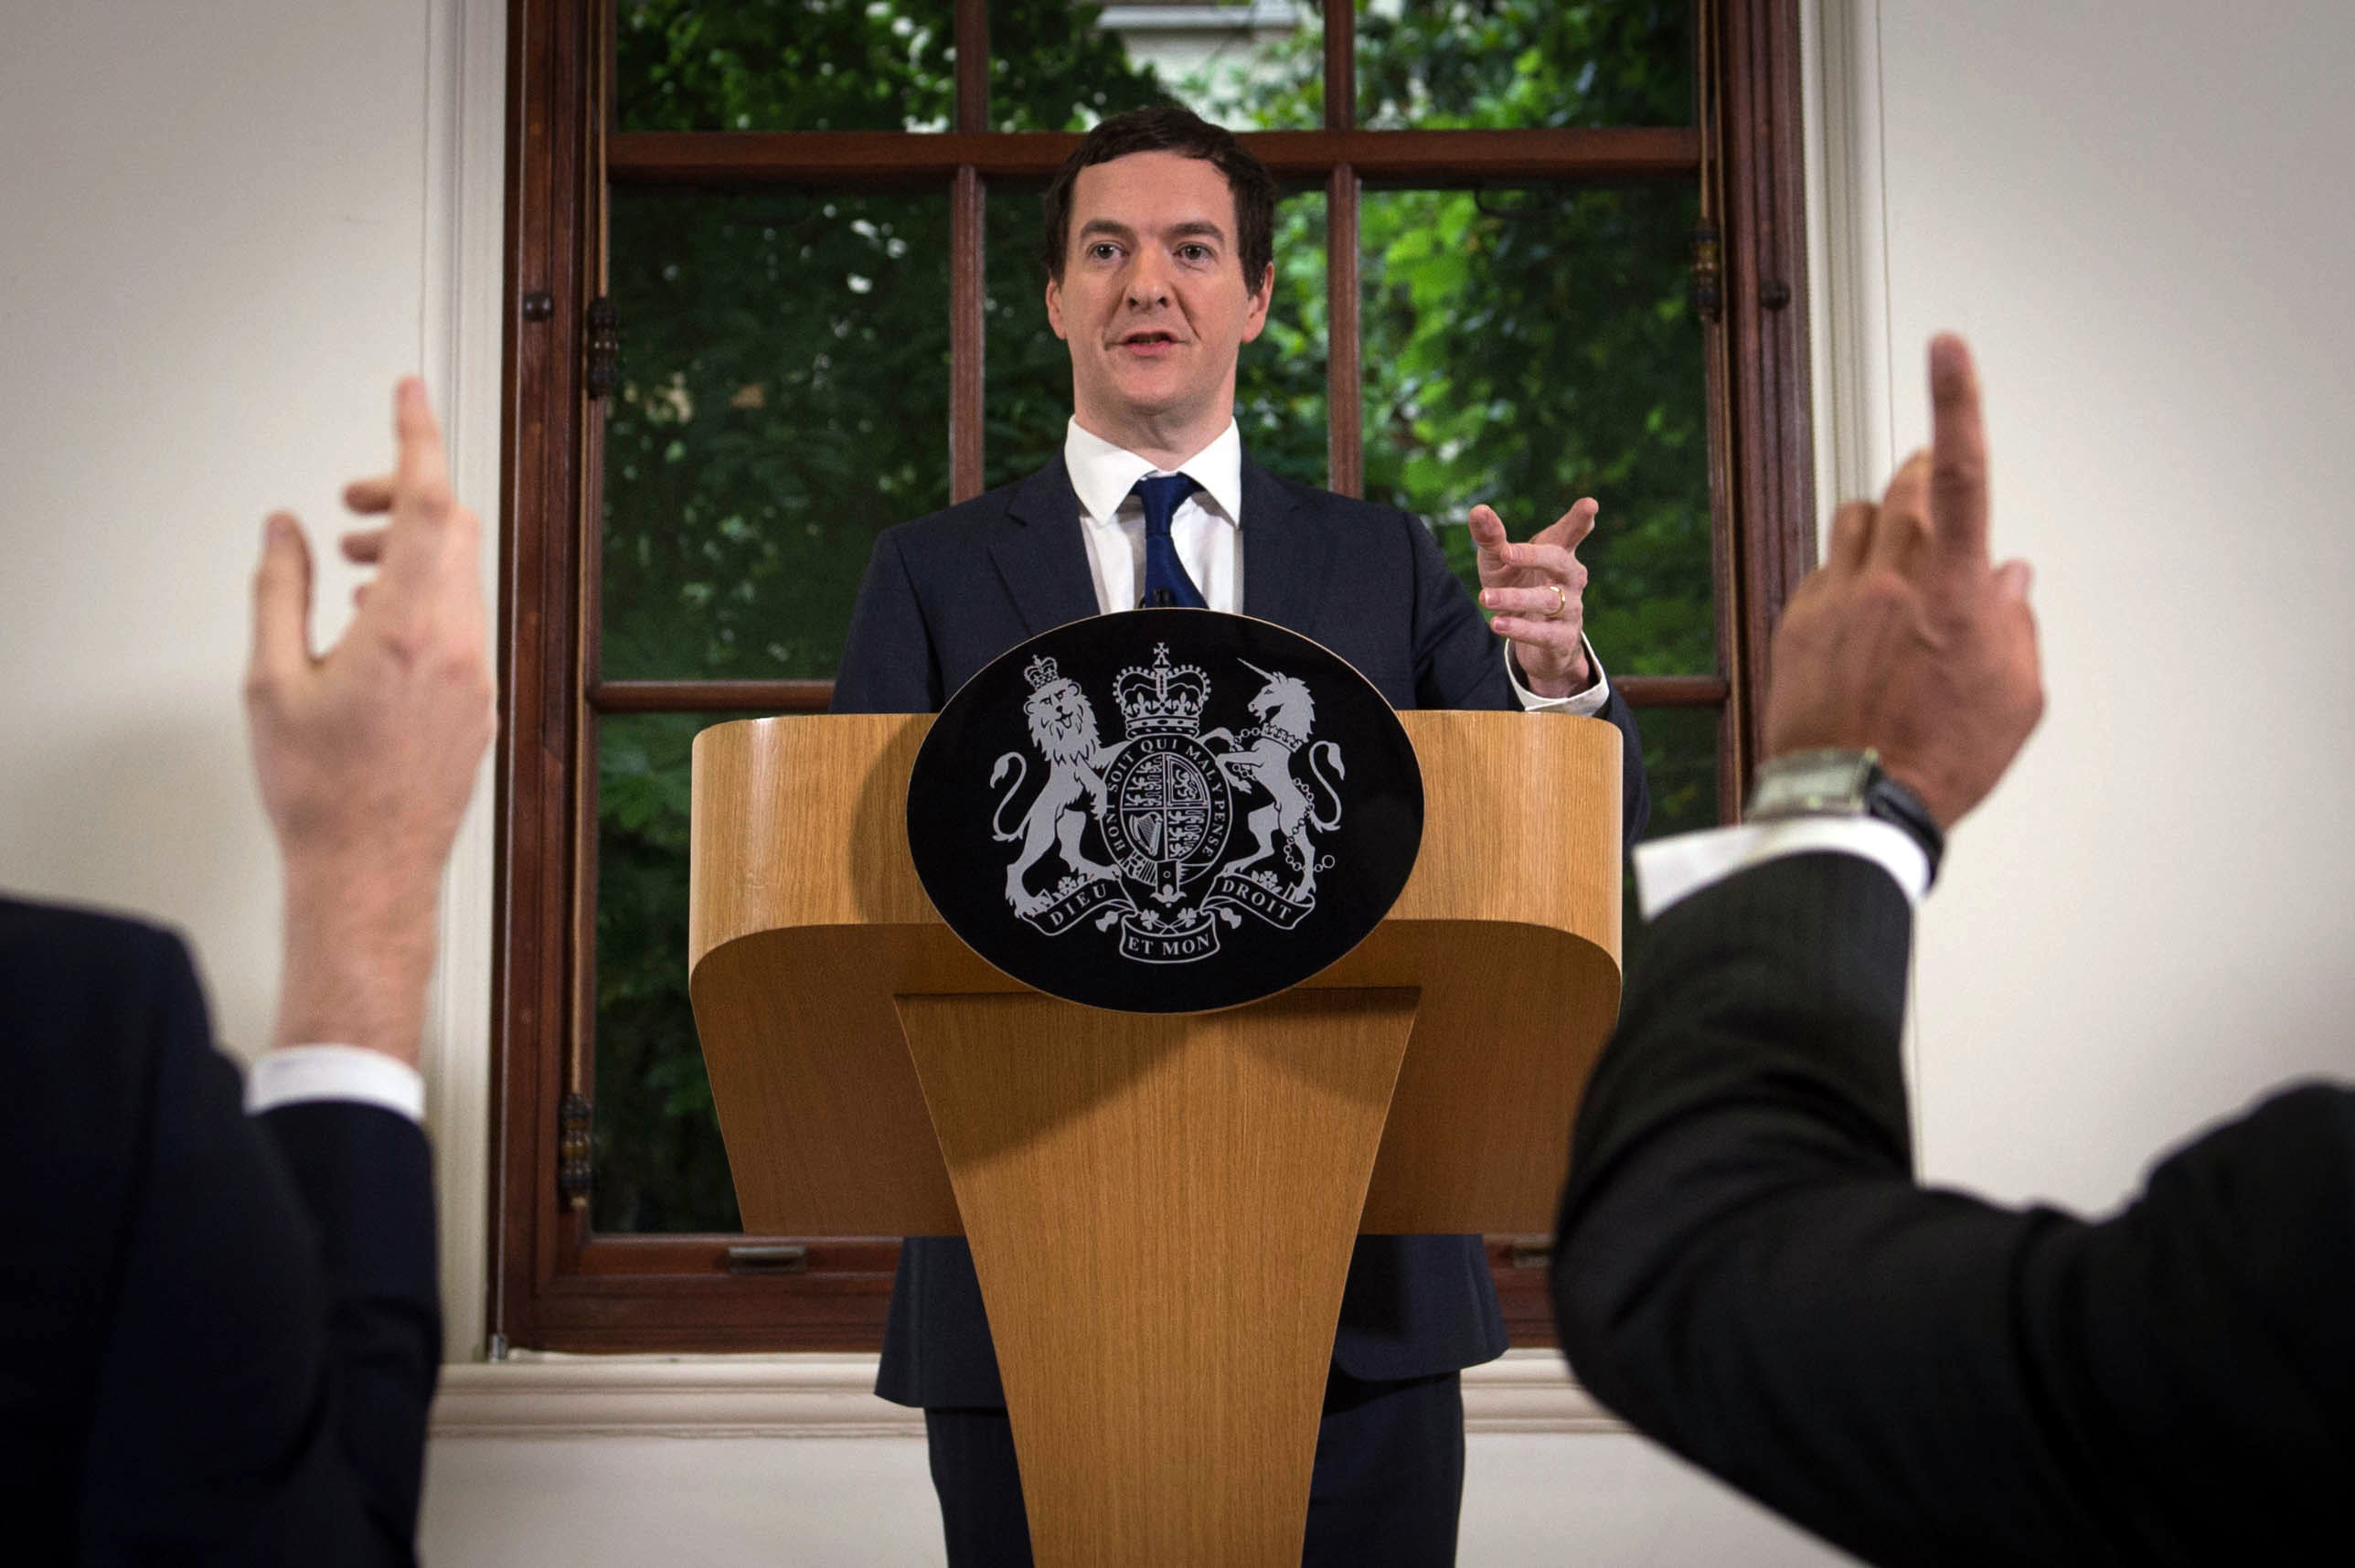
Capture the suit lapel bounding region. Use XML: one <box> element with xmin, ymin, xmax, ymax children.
<box><xmin>1239</xmin><ymin>456</ymin><xmax>1331</xmax><ymax>635</ymax></box>
<box><xmin>991</xmin><ymin>454</ymin><xmax>1103</xmax><ymax>636</ymax></box>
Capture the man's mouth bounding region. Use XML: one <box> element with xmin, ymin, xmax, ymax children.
<box><xmin>1115</xmin><ymin>330</ymin><xmax>1182</xmax><ymax>354</ymax></box>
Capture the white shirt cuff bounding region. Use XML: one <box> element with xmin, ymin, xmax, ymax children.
<box><xmin>245</xmin><ymin>1043</ymin><xmax>426</xmax><ymax>1124</ymax></box>
<box><xmin>1633</xmin><ymin>817</ymin><xmax>1931</xmax><ymax>923</ymax></box>
<box><xmin>1506</xmin><ymin>637</ymin><xmax>1611</xmax><ymax>717</ymax></box>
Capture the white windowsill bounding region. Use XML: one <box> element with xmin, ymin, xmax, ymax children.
<box><xmin>431</xmin><ymin>1348</ymin><xmax>1621</xmax><ymax>1440</ymax></box>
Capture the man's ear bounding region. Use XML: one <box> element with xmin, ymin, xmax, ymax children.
<box><xmin>1240</xmin><ymin>262</ymin><xmax>1274</xmax><ymax>344</ymax></box>
<box><xmin>1045</xmin><ymin>273</ymin><xmax>1069</xmax><ymax>340</ymax></box>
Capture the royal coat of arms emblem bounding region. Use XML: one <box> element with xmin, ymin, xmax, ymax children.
<box><xmin>907</xmin><ymin>611</ymin><xmax>1422</xmax><ymax>1014</ymax></box>
<box><xmin>990</xmin><ymin>644</ymin><xmax>1346</xmax><ymax>963</ymax></box>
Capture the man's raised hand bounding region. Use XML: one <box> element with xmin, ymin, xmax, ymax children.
<box><xmin>1472</xmin><ymin>497</ymin><xmax>1598</xmax><ymax>698</ymax></box>
<box><xmin>245</xmin><ymin>378</ymin><xmax>496</xmax><ymax>1061</ymax></box>
<box><xmin>1762</xmin><ymin>335</ymin><xmax>2043</xmax><ymax>828</ymax></box>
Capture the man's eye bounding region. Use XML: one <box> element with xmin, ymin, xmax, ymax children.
<box><xmin>1178</xmin><ymin>244</ymin><xmax>1211</xmax><ymax>262</ymax></box>
<box><xmin>1090</xmin><ymin>242</ymin><xmax>1120</xmax><ymax>261</ymax></box>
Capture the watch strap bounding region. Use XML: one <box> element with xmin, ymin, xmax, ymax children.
<box><xmin>1748</xmin><ymin>748</ymin><xmax>1944</xmax><ymax>886</ymax></box>
<box><xmin>1862</xmin><ymin>772</ymin><xmax>1944</xmax><ymax>886</ymax></box>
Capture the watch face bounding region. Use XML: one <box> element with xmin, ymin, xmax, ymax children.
<box><xmin>1749</xmin><ymin>750</ymin><xmax>1877</xmax><ymax>817</ymax></box>
<box><xmin>906</xmin><ymin>609</ymin><xmax>1423</xmax><ymax>1013</ymax></box>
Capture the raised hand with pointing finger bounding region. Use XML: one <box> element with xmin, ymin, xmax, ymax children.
<box><xmin>1470</xmin><ymin>496</ymin><xmax>1599</xmax><ymax>698</ymax></box>
<box><xmin>1762</xmin><ymin>333</ymin><xmax>2043</xmax><ymax>828</ymax></box>
<box><xmin>244</xmin><ymin>377</ymin><xmax>496</xmax><ymax>1065</ymax></box>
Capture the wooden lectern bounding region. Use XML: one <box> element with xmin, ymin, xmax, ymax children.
<box><xmin>688</xmin><ymin>710</ymin><xmax>1622</xmax><ymax>1567</ymax></box>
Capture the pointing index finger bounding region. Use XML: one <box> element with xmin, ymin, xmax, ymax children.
<box><xmin>1540</xmin><ymin>497</ymin><xmax>1598</xmax><ymax>551</ymax></box>
<box><xmin>393</xmin><ymin>376</ymin><xmax>453</xmax><ymax>520</ymax></box>
<box><xmin>1927</xmin><ymin>334</ymin><xmax>1989</xmax><ymax>568</ymax></box>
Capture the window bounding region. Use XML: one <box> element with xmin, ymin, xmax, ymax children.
<box><xmin>494</xmin><ymin>0</ymin><xmax>1815</xmax><ymax>1350</ymax></box>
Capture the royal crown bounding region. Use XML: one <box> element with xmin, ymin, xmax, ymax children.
<box><xmin>1114</xmin><ymin>645</ymin><xmax>1209</xmax><ymax>734</ymax></box>
<box><xmin>1023</xmin><ymin>654</ymin><xmax>1063</xmax><ymax>691</ymax></box>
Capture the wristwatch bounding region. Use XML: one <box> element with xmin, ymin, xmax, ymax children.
<box><xmin>1744</xmin><ymin>748</ymin><xmax>1945</xmax><ymax>885</ymax></box>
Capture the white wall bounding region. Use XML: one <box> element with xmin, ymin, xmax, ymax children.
<box><xmin>0</xmin><ymin>0</ymin><xmax>506</xmax><ymax>1362</ymax></box>
<box><xmin>12</xmin><ymin>1</ymin><xmax>2350</xmax><ymax>1564</ymax></box>
<box><xmin>1816</xmin><ymin>0</ymin><xmax>2355</xmax><ymax>1209</ymax></box>
<box><xmin>2</xmin><ymin>0</ymin><xmax>436</xmax><ymax>1050</ymax></box>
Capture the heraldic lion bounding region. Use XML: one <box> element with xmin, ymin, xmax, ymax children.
<box><xmin>990</xmin><ymin>672</ymin><xmax>1120</xmax><ymax>914</ymax></box>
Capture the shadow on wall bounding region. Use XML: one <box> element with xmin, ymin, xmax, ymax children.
<box><xmin>11</xmin><ymin>711</ymin><xmax>277</xmax><ymax>1053</ymax></box>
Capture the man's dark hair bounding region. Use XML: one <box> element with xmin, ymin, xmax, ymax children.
<box><xmin>1041</xmin><ymin>105</ymin><xmax>1278</xmax><ymax>288</ymax></box>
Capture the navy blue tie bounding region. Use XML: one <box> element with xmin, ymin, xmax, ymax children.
<box><xmin>1132</xmin><ymin>474</ymin><xmax>1208</xmax><ymax>609</ymax></box>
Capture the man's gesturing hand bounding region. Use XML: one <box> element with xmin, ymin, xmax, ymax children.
<box><xmin>246</xmin><ymin>379</ymin><xmax>496</xmax><ymax>1063</ymax></box>
<box><xmin>1763</xmin><ymin>335</ymin><xmax>2043</xmax><ymax>829</ymax></box>
<box><xmin>1472</xmin><ymin>497</ymin><xmax>1598</xmax><ymax>698</ymax></box>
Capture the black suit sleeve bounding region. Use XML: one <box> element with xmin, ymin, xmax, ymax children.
<box><xmin>1402</xmin><ymin>504</ymin><xmax>1517</xmax><ymax>715</ymax></box>
<box><xmin>0</xmin><ymin>905</ymin><xmax>440</xmax><ymax>1567</ymax></box>
<box><xmin>1550</xmin><ymin>852</ymin><xmax>2355</xmax><ymax>1568</ymax></box>
<box><xmin>1589</xmin><ymin>685</ymin><xmax>1649</xmax><ymax>849</ymax></box>
<box><xmin>255</xmin><ymin>1102</ymin><xmax>442</xmax><ymax>1560</ymax></box>
<box><xmin>1399</xmin><ymin>509</ymin><xmax>1649</xmax><ymax>849</ymax></box>
<box><xmin>835</xmin><ymin>528</ymin><xmax>942</xmax><ymax>715</ymax></box>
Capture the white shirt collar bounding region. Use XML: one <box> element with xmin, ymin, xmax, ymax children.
<box><xmin>1062</xmin><ymin>418</ymin><xmax>1245</xmax><ymax>530</ymax></box>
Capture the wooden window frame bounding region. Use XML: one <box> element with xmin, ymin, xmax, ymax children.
<box><xmin>491</xmin><ymin>0</ymin><xmax>1815</xmax><ymax>1351</ymax></box>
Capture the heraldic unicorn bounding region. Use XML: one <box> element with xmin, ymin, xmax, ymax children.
<box><xmin>986</xmin><ymin>644</ymin><xmax>1346</xmax><ymax>964</ymax></box>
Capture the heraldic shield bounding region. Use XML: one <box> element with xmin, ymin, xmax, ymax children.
<box><xmin>906</xmin><ymin>609</ymin><xmax>1424</xmax><ymax>1013</ymax></box>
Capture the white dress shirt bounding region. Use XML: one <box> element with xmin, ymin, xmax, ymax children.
<box><xmin>1633</xmin><ymin>816</ymin><xmax>1931</xmax><ymax>922</ymax></box>
<box><xmin>1060</xmin><ymin>419</ymin><xmax>1612</xmax><ymax>716</ymax></box>
<box><xmin>1066</xmin><ymin>417</ymin><xmax>1247</xmax><ymax>615</ymax></box>
<box><xmin>246</xmin><ymin>1043</ymin><xmax>426</xmax><ymax>1124</ymax></box>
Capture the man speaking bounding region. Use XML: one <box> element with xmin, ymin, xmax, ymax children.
<box><xmin>835</xmin><ymin>105</ymin><xmax>1649</xmax><ymax>1567</ymax></box>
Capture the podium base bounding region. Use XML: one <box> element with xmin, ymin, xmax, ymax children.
<box><xmin>897</xmin><ymin>987</ymin><xmax>1419</xmax><ymax>1568</ymax></box>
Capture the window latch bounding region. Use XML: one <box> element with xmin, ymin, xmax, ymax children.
<box><xmin>1689</xmin><ymin>222</ymin><xmax>1723</xmax><ymax>325</ymax></box>
<box><xmin>558</xmin><ymin>1092</ymin><xmax>592</xmax><ymax>1209</ymax></box>
<box><xmin>726</xmin><ymin>1244</ymin><xmax>810</xmax><ymax>1276</ymax></box>
<box><xmin>586</xmin><ymin>296</ymin><xmax>620</xmax><ymax>400</ymax></box>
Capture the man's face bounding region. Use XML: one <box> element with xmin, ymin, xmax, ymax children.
<box><xmin>1045</xmin><ymin>150</ymin><xmax>1273</xmax><ymax>454</ymax></box>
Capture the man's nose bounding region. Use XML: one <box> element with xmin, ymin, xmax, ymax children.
<box><xmin>1125</xmin><ymin>249</ymin><xmax>1171</xmax><ymax>307</ymax></box>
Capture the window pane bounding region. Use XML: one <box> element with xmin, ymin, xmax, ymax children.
<box><xmin>1237</xmin><ymin>188</ymin><xmax>1330</xmax><ymax>488</ymax></box>
<box><xmin>602</xmin><ymin>187</ymin><xmax>951</xmax><ymax>681</ymax></box>
<box><xmin>592</xmin><ymin>712</ymin><xmax>741</xmax><ymax>1234</ymax></box>
<box><xmin>615</xmin><ymin>0</ymin><xmax>957</xmax><ymax>133</ymax></box>
<box><xmin>1356</xmin><ymin>0</ymin><xmax>1692</xmax><ymax>131</ymax></box>
<box><xmin>1361</xmin><ymin>181</ymin><xmax>1713</xmax><ymax>676</ymax></box>
<box><xmin>985</xmin><ymin>184</ymin><xmax>1327</xmax><ymax>489</ymax></box>
<box><xmin>993</xmin><ymin>0</ymin><xmax>1322</xmax><ymax>131</ymax></box>
<box><xmin>1618</xmin><ymin>700</ymin><xmax>1720</xmax><ymax>970</ymax></box>
<box><xmin>981</xmin><ymin>182</ymin><xmax>1076</xmax><ymax>487</ymax></box>
<box><xmin>1632</xmin><ymin>702</ymin><xmax>1719</xmax><ymax>840</ymax></box>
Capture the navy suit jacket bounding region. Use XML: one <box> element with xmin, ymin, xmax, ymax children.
<box><xmin>1554</xmin><ymin>853</ymin><xmax>2355</xmax><ymax>1566</ymax></box>
<box><xmin>0</xmin><ymin>897</ymin><xmax>441</xmax><ymax>1566</ymax></box>
<box><xmin>836</xmin><ymin>452</ymin><xmax>1648</xmax><ymax>1407</ymax></box>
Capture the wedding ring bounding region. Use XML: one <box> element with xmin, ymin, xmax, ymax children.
<box><xmin>1546</xmin><ymin>584</ymin><xmax>1568</xmax><ymax>619</ymax></box>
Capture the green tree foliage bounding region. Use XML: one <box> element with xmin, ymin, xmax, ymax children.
<box><xmin>1355</xmin><ymin>0</ymin><xmax>1689</xmax><ymax>128</ymax></box>
<box><xmin>1194</xmin><ymin>0</ymin><xmax>1708</xmax><ymax>675</ymax></box>
<box><xmin>603</xmin><ymin>0</ymin><xmax>1169</xmax><ymax>687</ymax></box>
<box><xmin>1363</xmin><ymin>180</ymin><xmax>1712</xmax><ymax>678</ymax></box>
<box><xmin>595</xmin><ymin>0</ymin><xmax>1173</xmax><ymax>1232</ymax></box>
<box><xmin>616</xmin><ymin>0</ymin><xmax>954</xmax><ymax>130</ymax></box>
<box><xmin>592</xmin><ymin>711</ymin><xmax>729</xmax><ymax>1231</ymax></box>
<box><xmin>592</xmin><ymin>0</ymin><xmax>1713</xmax><ymax>1232</ymax></box>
